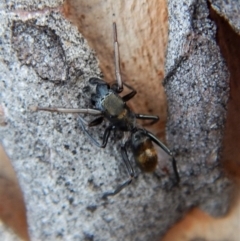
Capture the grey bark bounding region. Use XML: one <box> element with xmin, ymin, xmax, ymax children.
<box><xmin>0</xmin><ymin>0</ymin><xmax>234</xmax><ymax>240</ymax></box>
<box><xmin>209</xmin><ymin>0</ymin><xmax>240</xmax><ymax>34</ymax></box>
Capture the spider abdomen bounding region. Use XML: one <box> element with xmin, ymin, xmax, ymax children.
<box><xmin>131</xmin><ymin>131</ymin><xmax>158</xmax><ymax>172</ymax></box>
<box><xmin>136</xmin><ymin>148</ymin><xmax>158</xmax><ymax>172</ymax></box>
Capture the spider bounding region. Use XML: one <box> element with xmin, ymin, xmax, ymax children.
<box><xmin>32</xmin><ymin>23</ymin><xmax>180</xmax><ymax>197</ymax></box>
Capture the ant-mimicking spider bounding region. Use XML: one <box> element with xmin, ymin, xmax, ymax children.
<box><xmin>31</xmin><ymin>22</ymin><xmax>180</xmax><ymax>197</ymax></box>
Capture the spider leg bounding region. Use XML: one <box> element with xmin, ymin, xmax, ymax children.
<box><xmin>88</xmin><ymin>116</ymin><xmax>104</xmax><ymax>127</ymax></box>
<box><xmin>102</xmin><ymin>141</ymin><xmax>136</xmax><ymax>198</ymax></box>
<box><xmin>111</xmin><ymin>81</ymin><xmax>137</xmax><ymax>101</ymax></box>
<box><xmin>122</xmin><ymin>83</ymin><xmax>137</xmax><ymax>101</ymax></box>
<box><xmin>143</xmin><ymin>129</ymin><xmax>180</xmax><ymax>182</ymax></box>
<box><xmin>113</xmin><ymin>22</ymin><xmax>123</xmax><ymax>93</ymax></box>
<box><xmin>79</xmin><ymin>117</ymin><xmax>112</xmax><ymax>148</ymax></box>
<box><xmin>135</xmin><ymin>114</ymin><xmax>159</xmax><ymax>125</ymax></box>
<box><xmin>30</xmin><ymin>106</ymin><xmax>102</xmax><ymax>115</ymax></box>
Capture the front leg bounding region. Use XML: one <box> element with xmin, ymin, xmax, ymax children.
<box><xmin>113</xmin><ymin>22</ymin><xmax>123</xmax><ymax>93</ymax></box>
<box><xmin>30</xmin><ymin>106</ymin><xmax>102</xmax><ymax>115</ymax></box>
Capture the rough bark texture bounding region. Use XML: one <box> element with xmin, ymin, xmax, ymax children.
<box><xmin>0</xmin><ymin>0</ymin><xmax>234</xmax><ymax>241</ymax></box>
<box><xmin>165</xmin><ymin>0</ymin><xmax>231</xmax><ymax>215</ymax></box>
<box><xmin>209</xmin><ymin>0</ymin><xmax>240</xmax><ymax>34</ymax></box>
<box><xmin>209</xmin><ymin>1</ymin><xmax>240</xmax><ymax>184</ymax></box>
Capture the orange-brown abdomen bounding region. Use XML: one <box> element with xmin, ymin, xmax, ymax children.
<box><xmin>133</xmin><ymin>138</ymin><xmax>158</xmax><ymax>172</ymax></box>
